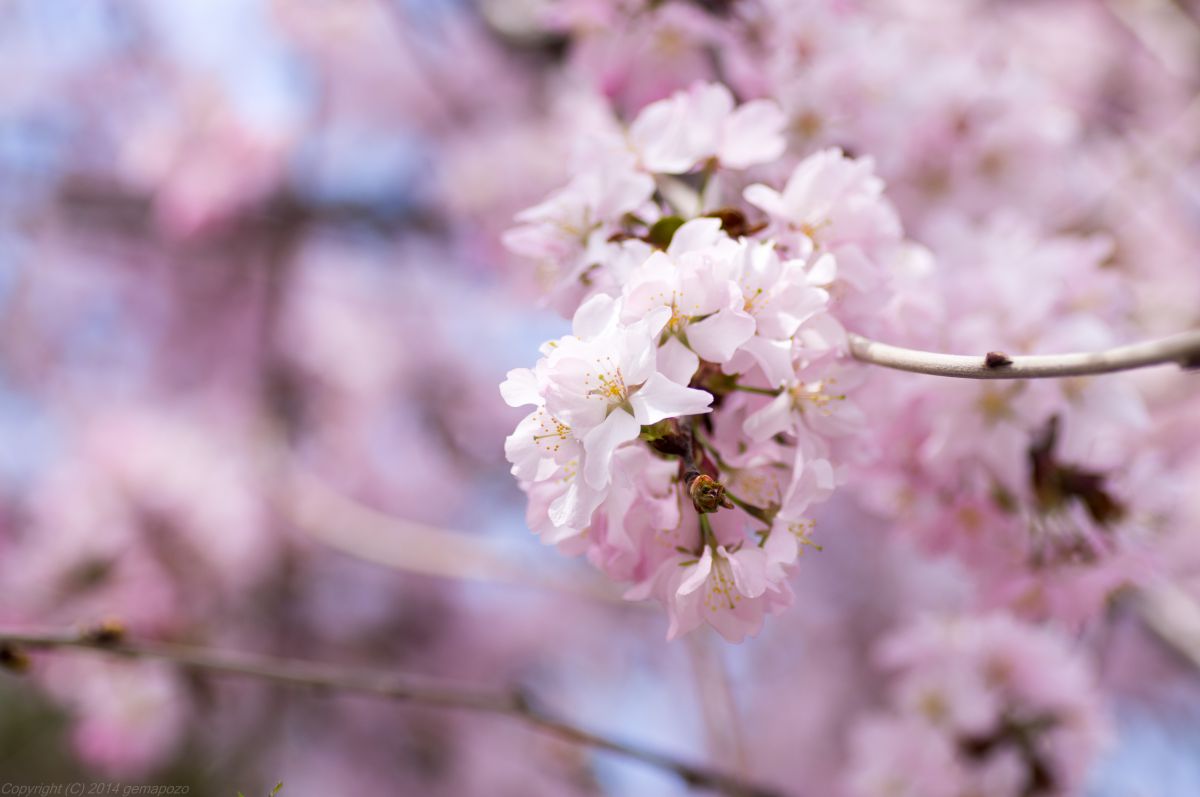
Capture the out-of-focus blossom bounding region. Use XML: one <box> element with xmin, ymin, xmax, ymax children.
<box><xmin>845</xmin><ymin>613</ymin><xmax>1111</xmax><ymax>797</ymax></box>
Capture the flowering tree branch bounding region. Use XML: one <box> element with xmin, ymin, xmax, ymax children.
<box><xmin>846</xmin><ymin>330</ymin><xmax>1200</xmax><ymax>380</ymax></box>
<box><xmin>0</xmin><ymin>627</ymin><xmax>783</xmax><ymax>797</ymax></box>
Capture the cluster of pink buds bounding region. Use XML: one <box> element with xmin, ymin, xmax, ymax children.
<box><xmin>502</xmin><ymin>82</ymin><xmax>917</xmax><ymax>641</ymax></box>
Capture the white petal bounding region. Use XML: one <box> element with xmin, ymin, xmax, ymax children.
<box><xmin>595</xmin><ymin>170</ymin><xmax>656</xmax><ymax>218</ymax></box>
<box><xmin>505</xmin><ymin>412</ymin><xmax>550</xmax><ymax>481</ymax></box>
<box><xmin>796</xmin><ymin>313</ymin><xmax>847</xmax><ymax>353</ymax></box>
<box><xmin>677</xmin><ymin>547</ymin><xmax>714</xmax><ymax>597</ymax></box>
<box><xmin>740</xmin><ymin>336</ymin><xmax>795</xmax><ymax>387</ymax></box>
<box><xmin>667</xmin><ymin>217</ymin><xmax>724</xmax><ymax>256</ymax></box>
<box><xmin>764</xmin><ymin>522</ymin><xmax>800</xmax><ymax>568</ymax></box>
<box><xmin>687</xmin><ymin>309</ymin><xmax>756</xmax><ymax>364</ymax></box>
<box><xmin>807</xmin><ymin>252</ymin><xmax>838</xmax><ymax>285</ymax></box>
<box><xmin>573</xmin><ymin>293</ymin><xmax>619</xmax><ymax>339</ymax></box>
<box><xmin>629</xmin><ymin>373</ymin><xmax>713</xmax><ymax>424</ymax></box>
<box><xmin>582</xmin><ymin>410</ymin><xmax>640</xmax><ymax>489</ymax></box>
<box><xmin>719</xmin><ymin>100</ymin><xmax>786</xmax><ymax>169</ymax></box>
<box><xmin>630</xmin><ymin>96</ymin><xmax>698</xmax><ymax>174</ymax></box>
<box><xmin>725</xmin><ymin>547</ymin><xmax>769</xmax><ymax>598</ymax></box>
<box><xmin>743</xmin><ymin>391</ymin><xmax>794</xmax><ymax>441</ymax></box>
<box><xmin>499</xmin><ymin>368</ymin><xmax>541</xmax><ymax>408</ymax></box>
<box><xmin>618</xmin><ymin>318</ymin><xmax>662</xmax><ymax>386</ymax></box>
<box><xmin>657</xmin><ymin>336</ymin><xmax>700</xmax><ymax>386</ymax></box>
<box><xmin>548</xmin><ymin>474</ymin><xmax>605</xmax><ymax>529</ymax></box>
<box><xmin>743</xmin><ymin>183</ymin><xmax>790</xmax><ymax>220</ymax></box>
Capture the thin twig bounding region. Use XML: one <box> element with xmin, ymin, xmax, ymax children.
<box><xmin>0</xmin><ymin>628</ymin><xmax>785</xmax><ymax>797</ymax></box>
<box><xmin>280</xmin><ymin>465</ymin><xmax>627</xmax><ymax>604</ymax></box>
<box><xmin>846</xmin><ymin>330</ymin><xmax>1200</xmax><ymax>380</ymax></box>
<box><xmin>1133</xmin><ymin>583</ymin><xmax>1200</xmax><ymax>670</ymax></box>
<box><xmin>1104</xmin><ymin>0</ymin><xmax>1200</xmax><ymax>80</ymax></box>
<box><xmin>686</xmin><ymin>630</ymin><xmax>749</xmax><ymax>780</ymax></box>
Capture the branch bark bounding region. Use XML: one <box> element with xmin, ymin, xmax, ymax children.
<box><xmin>0</xmin><ymin>627</ymin><xmax>784</xmax><ymax>797</ymax></box>
<box><xmin>846</xmin><ymin>330</ymin><xmax>1200</xmax><ymax>380</ymax></box>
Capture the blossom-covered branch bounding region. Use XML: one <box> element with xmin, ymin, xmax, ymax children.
<box><xmin>0</xmin><ymin>627</ymin><xmax>782</xmax><ymax>797</ymax></box>
<box><xmin>847</xmin><ymin>330</ymin><xmax>1200</xmax><ymax>380</ymax></box>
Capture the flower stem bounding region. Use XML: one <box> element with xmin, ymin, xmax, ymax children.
<box><xmin>699</xmin><ymin>513</ymin><xmax>718</xmax><ymax>547</ymax></box>
<box><xmin>731</xmin><ymin>384</ymin><xmax>781</xmax><ymax>397</ymax></box>
<box><xmin>723</xmin><ymin>491</ymin><xmax>775</xmax><ymax>526</ymax></box>
<box><xmin>691</xmin><ymin>425</ymin><xmax>728</xmax><ymax>468</ymax></box>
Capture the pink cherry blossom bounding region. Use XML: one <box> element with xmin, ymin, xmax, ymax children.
<box><xmin>847</xmin><ymin>613</ymin><xmax>1111</xmax><ymax>797</ymax></box>
<box><xmin>628</xmin><ymin>81</ymin><xmax>786</xmax><ymax>173</ymax></box>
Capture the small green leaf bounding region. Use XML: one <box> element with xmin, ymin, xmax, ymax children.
<box><xmin>639</xmin><ymin>420</ymin><xmax>673</xmax><ymax>442</ymax></box>
<box><xmin>270</xmin><ymin>784</ymin><xmax>285</xmax><ymax>797</ymax></box>
<box><xmin>646</xmin><ymin>216</ymin><xmax>686</xmax><ymax>249</ymax></box>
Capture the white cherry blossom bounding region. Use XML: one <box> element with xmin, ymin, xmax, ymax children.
<box><xmin>628</xmin><ymin>82</ymin><xmax>787</xmax><ymax>173</ymax></box>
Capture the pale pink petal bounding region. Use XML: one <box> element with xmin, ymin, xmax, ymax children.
<box><xmin>657</xmin><ymin>336</ymin><xmax>700</xmax><ymax>385</ymax></box>
<box><xmin>548</xmin><ymin>473</ymin><xmax>605</xmax><ymax>530</ymax></box>
<box><xmin>573</xmin><ymin>293</ymin><xmax>619</xmax><ymax>339</ymax></box>
<box><xmin>582</xmin><ymin>409</ymin><xmax>640</xmax><ymax>489</ymax></box>
<box><xmin>505</xmin><ymin>412</ymin><xmax>550</xmax><ymax>481</ymax></box>
<box><xmin>499</xmin><ymin>368</ymin><xmax>540</xmax><ymax>408</ymax></box>
<box><xmin>686</xmin><ymin>309</ymin><xmax>756</xmax><ymax>363</ymax></box>
<box><xmin>677</xmin><ymin>546</ymin><xmax>714</xmax><ymax>596</ymax></box>
<box><xmin>743</xmin><ymin>183</ymin><xmax>790</xmax><ymax>220</ymax></box>
<box><xmin>629</xmin><ymin>94</ymin><xmax>698</xmax><ymax>174</ymax></box>
<box><xmin>807</xmin><ymin>252</ymin><xmax>838</xmax><ymax>284</ymax></box>
<box><xmin>629</xmin><ymin>373</ymin><xmax>712</xmax><ymax>424</ymax></box>
<box><xmin>739</xmin><ymin>336</ymin><xmax>795</xmax><ymax>387</ymax></box>
<box><xmin>724</xmin><ymin>547</ymin><xmax>769</xmax><ymax>598</ymax></box>
<box><xmin>618</xmin><ymin>318</ymin><xmax>664</xmax><ymax>386</ymax></box>
<box><xmin>743</xmin><ymin>391</ymin><xmax>794</xmax><ymax>441</ymax></box>
<box><xmin>764</xmin><ymin>522</ymin><xmax>800</xmax><ymax>569</ymax></box>
<box><xmin>594</xmin><ymin>170</ymin><xmax>656</xmax><ymax>219</ymax></box>
<box><xmin>667</xmin><ymin>217</ymin><xmax>724</xmax><ymax>256</ymax></box>
<box><xmin>719</xmin><ymin>100</ymin><xmax>786</xmax><ymax>169</ymax></box>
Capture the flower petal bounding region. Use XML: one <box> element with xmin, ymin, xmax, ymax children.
<box><xmin>687</xmin><ymin>309</ymin><xmax>757</xmax><ymax>364</ymax></box>
<box><xmin>743</xmin><ymin>391</ymin><xmax>795</xmax><ymax>441</ymax></box>
<box><xmin>630</xmin><ymin>373</ymin><xmax>713</xmax><ymax>425</ymax></box>
<box><xmin>548</xmin><ymin>471</ymin><xmax>605</xmax><ymax>530</ymax></box>
<box><xmin>739</xmin><ymin>336</ymin><xmax>795</xmax><ymax>388</ymax></box>
<box><xmin>657</xmin><ymin>336</ymin><xmax>700</xmax><ymax>386</ymax></box>
<box><xmin>719</xmin><ymin>100</ymin><xmax>786</xmax><ymax>169</ymax></box>
<box><xmin>499</xmin><ymin>368</ymin><xmax>541</xmax><ymax>408</ymax></box>
<box><xmin>725</xmin><ymin>546</ymin><xmax>769</xmax><ymax>598</ymax></box>
<box><xmin>677</xmin><ymin>546</ymin><xmax>714</xmax><ymax>597</ymax></box>
<box><xmin>667</xmin><ymin>217</ymin><xmax>724</xmax><ymax>256</ymax></box>
<box><xmin>582</xmin><ymin>409</ymin><xmax>640</xmax><ymax>489</ymax></box>
<box><xmin>743</xmin><ymin>183</ymin><xmax>789</xmax><ymax>220</ymax></box>
<box><xmin>573</xmin><ymin>293</ymin><xmax>619</xmax><ymax>339</ymax></box>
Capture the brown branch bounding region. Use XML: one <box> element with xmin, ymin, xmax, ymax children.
<box><xmin>0</xmin><ymin>627</ymin><xmax>786</xmax><ymax>797</ymax></box>
<box><xmin>847</xmin><ymin>330</ymin><xmax>1200</xmax><ymax>380</ymax></box>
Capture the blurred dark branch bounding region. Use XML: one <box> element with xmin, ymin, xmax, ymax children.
<box><xmin>54</xmin><ymin>176</ymin><xmax>446</xmax><ymax>244</ymax></box>
<box><xmin>847</xmin><ymin>330</ymin><xmax>1200</xmax><ymax>379</ymax></box>
<box><xmin>0</xmin><ymin>627</ymin><xmax>786</xmax><ymax>797</ymax></box>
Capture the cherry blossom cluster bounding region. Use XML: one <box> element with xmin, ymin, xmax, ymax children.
<box><xmin>503</xmin><ymin>82</ymin><xmax>915</xmax><ymax>641</ymax></box>
<box><xmin>8</xmin><ymin>0</ymin><xmax>1200</xmax><ymax>792</ymax></box>
<box><xmin>530</xmin><ymin>0</ymin><xmax>1200</xmax><ymax>630</ymax></box>
<box><xmin>846</xmin><ymin>613</ymin><xmax>1110</xmax><ymax>797</ymax></box>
